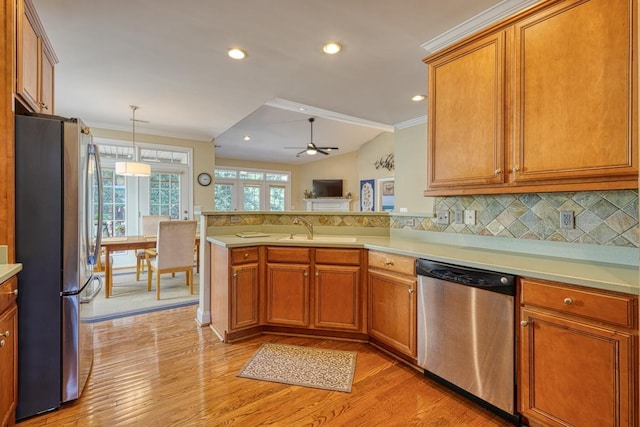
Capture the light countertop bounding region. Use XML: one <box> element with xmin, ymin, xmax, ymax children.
<box><xmin>0</xmin><ymin>264</ymin><xmax>22</xmax><ymax>284</ymax></box>
<box><xmin>207</xmin><ymin>234</ymin><xmax>639</xmax><ymax>295</ymax></box>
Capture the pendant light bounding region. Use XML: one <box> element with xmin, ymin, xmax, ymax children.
<box><xmin>115</xmin><ymin>105</ymin><xmax>151</xmax><ymax>176</ymax></box>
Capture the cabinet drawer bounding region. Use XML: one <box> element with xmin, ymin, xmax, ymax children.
<box><xmin>230</xmin><ymin>247</ymin><xmax>259</xmax><ymax>265</ymax></box>
<box><xmin>0</xmin><ymin>276</ymin><xmax>18</xmax><ymax>314</ymax></box>
<box><xmin>368</xmin><ymin>251</ymin><xmax>416</xmax><ymax>277</ymax></box>
<box><xmin>267</xmin><ymin>247</ymin><xmax>311</xmax><ymax>264</ymax></box>
<box><xmin>315</xmin><ymin>248</ymin><xmax>360</xmax><ymax>266</ymax></box>
<box><xmin>521</xmin><ymin>278</ymin><xmax>637</xmax><ymax>329</ymax></box>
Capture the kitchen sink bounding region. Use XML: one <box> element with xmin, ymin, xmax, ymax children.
<box><xmin>278</xmin><ymin>235</ymin><xmax>357</xmax><ymax>243</ymax></box>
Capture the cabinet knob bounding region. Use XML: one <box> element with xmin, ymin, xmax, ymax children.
<box><xmin>233</xmin><ymin>273</ymin><xmax>238</xmax><ymax>278</ymax></box>
<box><xmin>495</xmin><ymin>168</ymin><xmax>502</xmax><ymax>175</ymax></box>
<box><xmin>520</xmin><ymin>320</ymin><xmax>529</xmax><ymax>327</ymax></box>
<box><xmin>563</xmin><ymin>297</ymin><xmax>574</xmax><ymax>305</ymax></box>
<box><xmin>1</xmin><ymin>331</ymin><xmax>8</xmax><ymax>338</ymax></box>
<box><xmin>243</xmin><ymin>253</ymin><xmax>249</xmax><ymax>258</ymax></box>
<box><xmin>2</xmin><ymin>289</ymin><xmax>17</xmax><ymax>296</ymax></box>
<box><xmin>315</xmin><ymin>272</ymin><xmax>319</xmax><ymax>277</ymax></box>
<box><xmin>384</xmin><ymin>260</ymin><xmax>394</xmax><ymax>266</ymax></box>
<box><xmin>303</xmin><ymin>271</ymin><xmax>308</xmax><ymax>277</ymax></box>
<box><xmin>0</xmin><ymin>340</ymin><xmax>4</xmax><ymax>348</ymax></box>
<box><xmin>408</xmin><ymin>288</ymin><xmax>414</xmax><ymax>294</ymax></box>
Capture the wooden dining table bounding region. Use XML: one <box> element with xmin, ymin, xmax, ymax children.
<box><xmin>100</xmin><ymin>235</ymin><xmax>200</xmax><ymax>298</ymax></box>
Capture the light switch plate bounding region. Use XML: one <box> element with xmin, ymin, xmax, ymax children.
<box><xmin>464</xmin><ymin>210</ymin><xmax>476</xmax><ymax>225</ymax></box>
<box><xmin>454</xmin><ymin>210</ymin><xmax>464</xmax><ymax>224</ymax></box>
<box><xmin>436</xmin><ymin>211</ymin><xmax>449</xmax><ymax>225</ymax></box>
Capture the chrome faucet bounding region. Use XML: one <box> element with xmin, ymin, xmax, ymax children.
<box><xmin>292</xmin><ymin>216</ymin><xmax>314</xmax><ymax>240</ymax></box>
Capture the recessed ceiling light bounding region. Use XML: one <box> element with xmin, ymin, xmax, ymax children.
<box><xmin>243</xmin><ymin>135</ymin><xmax>251</xmax><ymax>141</ymax></box>
<box><xmin>412</xmin><ymin>94</ymin><xmax>426</xmax><ymax>102</ymax></box>
<box><xmin>322</xmin><ymin>42</ymin><xmax>343</xmax><ymax>55</ymax></box>
<box><xmin>228</xmin><ymin>48</ymin><xmax>247</xmax><ymax>60</ymax></box>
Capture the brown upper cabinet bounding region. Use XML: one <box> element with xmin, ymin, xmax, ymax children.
<box><xmin>16</xmin><ymin>0</ymin><xmax>57</xmax><ymax>114</ymax></box>
<box><xmin>424</xmin><ymin>0</ymin><xmax>637</xmax><ymax>196</ymax></box>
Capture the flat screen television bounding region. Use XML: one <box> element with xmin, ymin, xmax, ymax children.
<box><xmin>312</xmin><ymin>179</ymin><xmax>343</xmax><ymax>198</ymax></box>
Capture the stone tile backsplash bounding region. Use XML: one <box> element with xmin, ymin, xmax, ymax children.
<box><xmin>206</xmin><ymin>212</ymin><xmax>390</xmax><ymax>228</ymax></box>
<box><xmin>391</xmin><ymin>190</ymin><xmax>639</xmax><ymax>248</ymax></box>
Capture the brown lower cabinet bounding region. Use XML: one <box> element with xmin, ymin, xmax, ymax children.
<box><xmin>367</xmin><ymin>251</ymin><xmax>417</xmax><ymax>359</ymax></box>
<box><xmin>0</xmin><ymin>276</ymin><xmax>18</xmax><ymax>427</ymax></box>
<box><xmin>519</xmin><ymin>277</ymin><xmax>638</xmax><ymax>426</ymax></box>
<box><xmin>265</xmin><ymin>247</ymin><xmax>363</xmax><ymax>332</ymax></box>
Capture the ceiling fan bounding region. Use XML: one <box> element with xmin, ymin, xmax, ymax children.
<box><xmin>285</xmin><ymin>118</ymin><xmax>339</xmax><ymax>157</ymax></box>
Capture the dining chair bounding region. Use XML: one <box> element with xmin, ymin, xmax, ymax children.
<box><xmin>136</xmin><ymin>215</ymin><xmax>171</xmax><ymax>280</ymax></box>
<box><xmin>145</xmin><ymin>220</ymin><xmax>197</xmax><ymax>299</ymax></box>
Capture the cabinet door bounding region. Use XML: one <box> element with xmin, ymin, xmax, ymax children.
<box><xmin>266</xmin><ymin>263</ymin><xmax>309</xmax><ymax>327</ymax></box>
<box><xmin>368</xmin><ymin>270</ymin><xmax>416</xmax><ymax>357</ymax></box>
<box><xmin>314</xmin><ymin>265</ymin><xmax>360</xmax><ymax>331</ymax></box>
<box><xmin>427</xmin><ymin>31</ymin><xmax>506</xmax><ymax>189</ymax></box>
<box><xmin>17</xmin><ymin>1</ymin><xmax>39</xmax><ymax>111</ymax></box>
<box><xmin>40</xmin><ymin>47</ymin><xmax>55</xmax><ymax>113</ymax></box>
<box><xmin>520</xmin><ymin>308</ymin><xmax>635</xmax><ymax>426</ymax></box>
<box><xmin>230</xmin><ymin>263</ymin><xmax>259</xmax><ymax>331</ymax></box>
<box><xmin>0</xmin><ymin>304</ymin><xmax>17</xmax><ymax>427</ymax></box>
<box><xmin>512</xmin><ymin>0</ymin><xmax>637</xmax><ymax>183</ymax></box>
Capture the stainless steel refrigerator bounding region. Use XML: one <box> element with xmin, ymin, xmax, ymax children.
<box><xmin>14</xmin><ymin>113</ymin><xmax>103</xmax><ymax>420</ymax></box>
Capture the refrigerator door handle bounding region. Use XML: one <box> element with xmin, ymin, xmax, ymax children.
<box><xmin>80</xmin><ymin>275</ymin><xmax>102</xmax><ymax>304</ymax></box>
<box><xmin>86</xmin><ymin>142</ymin><xmax>103</xmax><ymax>266</ymax></box>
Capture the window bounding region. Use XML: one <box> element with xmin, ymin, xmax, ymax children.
<box><xmin>214</xmin><ymin>167</ymin><xmax>291</xmax><ymax>211</ymax></box>
<box><xmin>149</xmin><ymin>172</ymin><xmax>182</xmax><ymax>218</ymax></box>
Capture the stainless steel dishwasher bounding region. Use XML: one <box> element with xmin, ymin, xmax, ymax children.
<box><xmin>416</xmin><ymin>259</ymin><xmax>519</xmax><ymax>423</ymax></box>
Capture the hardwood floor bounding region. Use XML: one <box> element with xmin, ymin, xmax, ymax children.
<box><xmin>17</xmin><ymin>306</ymin><xmax>512</xmax><ymax>426</ymax></box>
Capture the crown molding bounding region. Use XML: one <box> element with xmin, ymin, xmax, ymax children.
<box><xmin>265</xmin><ymin>98</ymin><xmax>395</xmax><ymax>133</ymax></box>
<box><xmin>395</xmin><ymin>115</ymin><xmax>427</xmax><ymax>130</ymax></box>
<box><xmin>421</xmin><ymin>0</ymin><xmax>541</xmax><ymax>54</ymax></box>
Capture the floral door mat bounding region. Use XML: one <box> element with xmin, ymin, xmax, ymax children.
<box><xmin>237</xmin><ymin>342</ymin><xmax>357</xmax><ymax>392</ymax></box>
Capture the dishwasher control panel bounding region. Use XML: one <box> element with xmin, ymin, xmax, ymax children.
<box><xmin>416</xmin><ymin>259</ymin><xmax>515</xmax><ymax>296</ymax></box>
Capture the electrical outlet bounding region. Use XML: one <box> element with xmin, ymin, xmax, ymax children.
<box><xmin>560</xmin><ymin>211</ymin><xmax>574</xmax><ymax>229</ymax></box>
<box><xmin>230</xmin><ymin>215</ymin><xmax>242</xmax><ymax>224</ymax></box>
<box><xmin>404</xmin><ymin>218</ymin><xmax>415</xmax><ymax>227</ymax></box>
<box><xmin>454</xmin><ymin>210</ymin><xmax>464</xmax><ymax>224</ymax></box>
<box><xmin>436</xmin><ymin>211</ymin><xmax>449</xmax><ymax>225</ymax></box>
<box><xmin>464</xmin><ymin>210</ymin><xmax>476</xmax><ymax>225</ymax></box>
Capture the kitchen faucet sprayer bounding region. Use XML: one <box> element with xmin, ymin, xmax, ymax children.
<box><xmin>292</xmin><ymin>216</ymin><xmax>313</xmax><ymax>240</ymax></box>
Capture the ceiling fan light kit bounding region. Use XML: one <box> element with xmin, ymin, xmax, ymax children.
<box><xmin>287</xmin><ymin>117</ymin><xmax>340</xmax><ymax>158</ymax></box>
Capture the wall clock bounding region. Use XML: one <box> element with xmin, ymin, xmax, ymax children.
<box><xmin>197</xmin><ymin>172</ymin><xmax>212</xmax><ymax>186</ymax></box>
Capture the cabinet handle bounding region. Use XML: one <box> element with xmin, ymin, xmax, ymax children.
<box><xmin>384</xmin><ymin>260</ymin><xmax>394</xmax><ymax>266</ymax></box>
<box><xmin>563</xmin><ymin>297</ymin><xmax>573</xmax><ymax>305</ymax></box>
<box><xmin>233</xmin><ymin>273</ymin><xmax>238</xmax><ymax>278</ymax></box>
<box><xmin>303</xmin><ymin>271</ymin><xmax>308</xmax><ymax>277</ymax></box>
<box><xmin>408</xmin><ymin>288</ymin><xmax>414</xmax><ymax>294</ymax></box>
<box><xmin>495</xmin><ymin>168</ymin><xmax>502</xmax><ymax>175</ymax></box>
<box><xmin>315</xmin><ymin>272</ymin><xmax>319</xmax><ymax>277</ymax></box>
<box><xmin>0</xmin><ymin>340</ymin><xmax>4</xmax><ymax>347</ymax></box>
<box><xmin>520</xmin><ymin>320</ymin><xmax>528</xmax><ymax>327</ymax></box>
<box><xmin>512</xmin><ymin>166</ymin><xmax>520</xmax><ymax>173</ymax></box>
<box><xmin>243</xmin><ymin>253</ymin><xmax>249</xmax><ymax>259</ymax></box>
<box><xmin>2</xmin><ymin>289</ymin><xmax>17</xmax><ymax>296</ymax></box>
<box><xmin>39</xmin><ymin>102</ymin><xmax>48</xmax><ymax>110</ymax></box>
<box><xmin>1</xmin><ymin>331</ymin><xmax>8</xmax><ymax>338</ymax></box>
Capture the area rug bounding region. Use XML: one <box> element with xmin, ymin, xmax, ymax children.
<box><xmin>237</xmin><ymin>343</ymin><xmax>357</xmax><ymax>392</ymax></box>
<box><xmin>86</xmin><ymin>270</ymin><xmax>199</xmax><ymax>323</ymax></box>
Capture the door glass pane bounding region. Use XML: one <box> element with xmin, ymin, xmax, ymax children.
<box><xmin>97</xmin><ymin>168</ymin><xmax>127</xmax><ymax>236</ymax></box>
<box><xmin>214</xmin><ymin>183</ymin><xmax>234</xmax><ymax>211</ymax></box>
<box><xmin>239</xmin><ymin>170</ymin><xmax>264</xmax><ymax>180</ymax></box>
<box><xmin>149</xmin><ymin>172</ymin><xmax>181</xmax><ymax>218</ymax></box>
<box><xmin>243</xmin><ymin>185</ymin><xmax>261</xmax><ymax>211</ymax></box>
<box><xmin>269</xmin><ymin>186</ymin><xmax>285</xmax><ymax>211</ymax></box>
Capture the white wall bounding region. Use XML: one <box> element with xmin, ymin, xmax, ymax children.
<box><xmin>394</xmin><ymin>121</ymin><xmax>435</xmax><ymax>214</ymax></box>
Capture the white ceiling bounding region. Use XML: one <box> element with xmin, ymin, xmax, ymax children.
<box><xmin>31</xmin><ymin>0</ymin><xmax>505</xmax><ymax>164</ymax></box>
